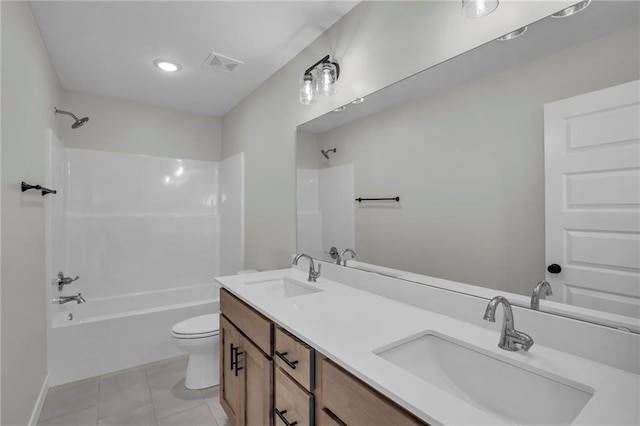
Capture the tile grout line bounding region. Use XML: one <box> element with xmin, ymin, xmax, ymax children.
<box><xmin>143</xmin><ymin>364</ymin><xmax>160</xmax><ymax>424</ymax></box>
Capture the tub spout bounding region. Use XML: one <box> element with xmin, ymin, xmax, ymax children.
<box><xmin>53</xmin><ymin>293</ymin><xmax>86</xmax><ymax>304</ymax></box>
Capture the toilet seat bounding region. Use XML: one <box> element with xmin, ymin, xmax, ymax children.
<box><xmin>171</xmin><ymin>314</ymin><xmax>219</xmax><ymax>339</ymax></box>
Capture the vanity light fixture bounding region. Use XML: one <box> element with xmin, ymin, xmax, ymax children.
<box><xmin>497</xmin><ymin>26</ymin><xmax>528</xmax><ymax>41</ymax></box>
<box><xmin>462</xmin><ymin>0</ymin><xmax>499</xmax><ymax>19</ymax></box>
<box><xmin>299</xmin><ymin>54</ymin><xmax>340</xmax><ymax>105</ymax></box>
<box><xmin>153</xmin><ymin>59</ymin><xmax>181</xmax><ymax>72</ymax></box>
<box><xmin>551</xmin><ymin>0</ymin><xmax>591</xmax><ymax>18</ymax></box>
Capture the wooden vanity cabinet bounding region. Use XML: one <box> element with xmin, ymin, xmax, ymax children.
<box><xmin>220</xmin><ymin>288</ymin><xmax>428</xmax><ymax>426</ymax></box>
<box><xmin>220</xmin><ymin>289</ymin><xmax>274</xmax><ymax>426</ymax></box>
<box><xmin>315</xmin><ymin>355</ymin><xmax>427</xmax><ymax>426</ymax></box>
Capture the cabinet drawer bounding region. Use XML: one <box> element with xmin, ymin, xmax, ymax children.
<box><xmin>321</xmin><ymin>359</ymin><xmax>425</xmax><ymax>426</ymax></box>
<box><xmin>221</xmin><ymin>288</ymin><xmax>273</xmax><ymax>355</ymax></box>
<box><xmin>275</xmin><ymin>327</ymin><xmax>315</xmax><ymax>391</ymax></box>
<box><xmin>274</xmin><ymin>367</ymin><xmax>314</xmax><ymax>426</ymax></box>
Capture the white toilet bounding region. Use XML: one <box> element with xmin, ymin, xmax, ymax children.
<box><xmin>171</xmin><ymin>313</ymin><xmax>220</xmax><ymax>390</ymax></box>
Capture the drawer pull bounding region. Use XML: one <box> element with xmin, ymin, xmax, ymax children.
<box><xmin>274</xmin><ymin>408</ymin><xmax>298</xmax><ymax>426</ymax></box>
<box><xmin>230</xmin><ymin>343</ymin><xmax>244</xmax><ymax>376</ymax></box>
<box><xmin>322</xmin><ymin>408</ymin><xmax>347</xmax><ymax>426</ymax></box>
<box><xmin>275</xmin><ymin>351</ymin><xmax>299</xmax><ymax>369</ymax></box>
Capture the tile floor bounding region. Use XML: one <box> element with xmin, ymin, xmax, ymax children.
<box><xmin>37</xmin><ymin>356</ymin><xmax>230</xmax><ymax>426</ymax></box>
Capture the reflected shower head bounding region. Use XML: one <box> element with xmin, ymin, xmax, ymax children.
<box><xmin>321</xmin><ymin>148</ymin><xmax>336</xmax><ymax>159</ymax></box>
<box><xmin>55</xmin><ymin>107</ymin><xmax>89</xmax><ymax>129</ymax></box>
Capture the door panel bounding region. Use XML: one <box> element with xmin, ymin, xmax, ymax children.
<box><xmin>544</xmin><ymin>79</ymin><xmax>640</xmax><ymax>321</ymax></box>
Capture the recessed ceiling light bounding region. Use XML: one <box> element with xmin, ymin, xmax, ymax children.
<box><xmin>497</xmin><ymin>26</ymin><xmax>527</xmax><ymax>41</ymax></box>
<box><xmin>351</xmin><ymin>97</ymin><xmax>365</xmax><ymax>104</ymax></box>
<box><xmin>551</xmin><ymin>0</ymin><xmax>591</xmax><ymax>18</ymax></box>
<box><xmin>333</xmin><ymin>106</ymin><xmax>346</xmax><ymax>112</ymax></box>
<box><xmin>153</xmin><ymin>59</ymin><xmax>181</xmax><ymax>72</ymax></box>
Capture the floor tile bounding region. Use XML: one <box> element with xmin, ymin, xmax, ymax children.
<box><xmin>39</xmin><ymin>377</ymin><xmax>99</xmax><ymax>422</ymax></box>
<box><xmin>201</xmin><ymin>388</ymin><xmax>229</xmax><ymax>426</ymax></box>
<box><xmin>97</xmin><ymin>404</ymin><xmax>157</xmax><ymax>426</ymax></box>
<box><xmin>98</xmin><ymin>367</ymin><xmax>152</xmax><ymax>420</ymax></box>
<box><xmin>37</xmin><ymin>406</ymin><xmax>98</xmax><ymax>426</ymax></box>
<box><xmin>157</xmin><ymin>403</ymin><xmax>217</xmax><ymax>426</ymax></box>
<box><xmin>145</xmin><ymin>355</ymin><xmax>187</xmax><ymax>376</ymax></box>
<box><xmin>147</xmin><ymin>359</ymin><xmax>204</xmax><ymax>419</ymax></box>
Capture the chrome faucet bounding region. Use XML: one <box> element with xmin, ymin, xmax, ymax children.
<box><xmin>339</xmin><ymin>248</ymin><xmax>356</xmax><ymax>266</ymax></box>
<box><xmin>327</xmin><ymin>246</ymin><xmax>341</xmax><ymax>264</ymax></box>
<box><xmin>52</xmin><ymin>293</ymin><xmax>86</xmax><ymax>305</ymax></box>
<box><xmin>530</xmin><ymin>280</ymin><xmax>553</xmax><ymax>310</ymax></box>
<box><xmin>292</xmin><ymin>253</ymin><xmax>321</xmax><ymax>282</ymax></box>
<box><xmin>483</xmin><ymin>296</ymin><xmax>533</xmax><ymax>352</ymax></box>
<box><xmin>57</xmin><ymin>271</ymin><xmax>79</xmax><ymax>291</ymax></box>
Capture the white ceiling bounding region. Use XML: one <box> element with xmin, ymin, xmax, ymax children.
<box><xmin>30</xmin><ymin>1</ymin><xmax>359</xmax><ymax>117</ymax></box>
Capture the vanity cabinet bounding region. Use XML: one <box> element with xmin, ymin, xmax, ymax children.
<box><xmin>316</xmin><ymin>357</ymin><xmax>425</xmax><ymax>426</ymax></box>
<box><xmin>220</xmin><ymin>289</ymin><xmax>274</xmax><ymax>426</ymax></box>
<box><xmin>220</xmin><ymin>288</ymin><xmax>427</xmax><ymax>426</ymax></box>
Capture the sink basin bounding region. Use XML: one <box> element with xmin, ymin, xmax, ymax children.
<box><xmin>243</xmin><ymin>276</ymin><xmax>323</xmax><ymax>299</ymax></box>
<box><xmin>374</xmin><ymin>332</ymin><xmax>593</xmax><ymax>425</ymax></box>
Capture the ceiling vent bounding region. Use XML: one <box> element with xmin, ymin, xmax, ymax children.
<box><xmin>203</xmin><ymin>52</ymin><xmax>243</xmax><ymax>73</ymax></box>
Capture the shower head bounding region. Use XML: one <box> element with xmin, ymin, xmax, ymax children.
<box><xmin>55</xmin><ymin>107</ymin><xmax>89</xmax><ymax>129</ymax></box>
<box><xmin>321</xmin><ymin>148</ymin><xmax>337</xmax><ymax>159</ymax></box>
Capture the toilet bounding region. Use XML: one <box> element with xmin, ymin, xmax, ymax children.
<box><xmin>171</xmin><ymin>313</ymin><xmax>220</xmax><ymax>390</ymax></box>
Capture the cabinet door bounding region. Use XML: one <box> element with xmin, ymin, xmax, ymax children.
<box><xmin>244</xmin><ymin>336</ymin><xmax>274</xmax><ymax>426</ymax></box>
<box><xmin>220</xmin><ymin>315</ymin><xmax>244</xmax><ymax>425</ymax></box>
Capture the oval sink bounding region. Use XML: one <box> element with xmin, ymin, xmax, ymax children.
<box><xmin>374</xmin><ymin>332</ymin><xmax>594</xmax><ymax>425</ymax></box>
<box><xmin>243</xmin><ymin>276</ymin><xmax>323</xmax><ymax>299</ymax></box>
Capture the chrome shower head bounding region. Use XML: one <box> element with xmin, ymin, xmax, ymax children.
<box><xmin>321</xmin><ymin>148</ymin><xmax>336</xmax><ymax>159</ymax></box>
<box><xmin>55</xmin><ymin>107</ymin><xmax>89</xmax><ymax>129</ymax></box>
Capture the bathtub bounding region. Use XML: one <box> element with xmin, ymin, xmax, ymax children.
<box><xmin>48</xmin><ymin>283</ymin><xmax>220</xmax><ymax>386</ymax></box>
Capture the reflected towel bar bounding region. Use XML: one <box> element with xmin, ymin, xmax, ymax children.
<box><xmin>21</xmin><ymin>181</ymin><xmax>57</xmax><ymax>196</ymax></box>
<box><xmin>355</xmin><ymin>197</ymin><xmax>399</xmax><ymax>202</ymax></box>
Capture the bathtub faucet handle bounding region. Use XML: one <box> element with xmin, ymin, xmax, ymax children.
<box><xmin>57</xmin><ymin>271</ymin><xmax>80</xmax><ymax>291</ymax></box>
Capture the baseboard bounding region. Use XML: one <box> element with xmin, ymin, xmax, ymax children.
<box><xmin>28</xmin><ymin>374</ymin><xmax>49</xmax><ymax>426</ymax></box>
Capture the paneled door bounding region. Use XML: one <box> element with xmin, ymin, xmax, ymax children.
<box><xmin>544</xmin><ymin>79</ymin><xmax>640</xmax><ymax>320</ymax></box>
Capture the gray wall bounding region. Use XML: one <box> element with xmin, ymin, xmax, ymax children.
<box><xmin>222</xmin><ymin>1</ymin><xmax>570</xmax><ymax>272</ymax></box>
<box><xmin>59</xmin><ymin>90</ymin><xmax>222</xmax><ymax>161</ymax></box>
<box><xmin>1</xmin><ymin>2</ymin><xmax>62</xmax><ymax>424</ymax></box>
<box><xmin>313</xmin><ymin>26</ymin><xmax>640</xmax><ymax>295</ymax></box>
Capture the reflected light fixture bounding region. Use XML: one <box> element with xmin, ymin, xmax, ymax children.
<box><xmin>462</xmin><ymin>0</ymin><xmax>499</xmax><ymax>18</ymax></box>
<box><xmin>497</xmin><ymin>26</ymin><xmax>528</xmax><ymax>41</ymax></box>
<box><xmin>299</xmin><ymin>54</ymin><xmax>340</xmax><ymax>105</ymax></box>
<box><xmin>551</xmin><ymin>0</ymin><xmax>591</xmax><ymax>18</ymax></box>
<box><xmin>153</xmin><ymin>59</ymin><xmax>181</xmax><ymax>72</ymax></box>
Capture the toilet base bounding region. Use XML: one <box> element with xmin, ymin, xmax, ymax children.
<box><xmin>172</xmin><ymin>334</ymin><xmax>220</xmax><ymax>390</ymax></box>
<box><xmin>185</xmin><ymin>350</ymin><xmax>219</xmax><ymax>390</ymax></box>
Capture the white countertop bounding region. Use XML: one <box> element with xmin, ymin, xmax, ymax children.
<box><xmin>216</xmin><ymin>268</ymin><xmax>640</xmax><ymax>426</ymax></box>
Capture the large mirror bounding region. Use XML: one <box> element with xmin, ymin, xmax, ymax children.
<box><xmin>296</xmin><ymin>1</ymin><xmax>640</xmax><ymax>331</ymax></box>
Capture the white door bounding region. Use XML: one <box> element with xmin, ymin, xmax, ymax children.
<box><xmin>544</xmin><ymin>80</ymin><xmax>640</xmax><ymax>319</ymax></box>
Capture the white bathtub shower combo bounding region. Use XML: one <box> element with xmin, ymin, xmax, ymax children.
<box><xmin>45</xmin><ymin>130</ymin><xmax>243</xmax><ymax>386</ymax></box>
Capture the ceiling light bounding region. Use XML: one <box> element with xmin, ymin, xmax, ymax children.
<box><xmin>351</xmin><ymin>97</ymin><xmax>364</xmax><ymax>104</ymax></box>
<box><xmin>153</xmin><ymin>59</ymin><xmax>181</xmax><ymax>72</ymax></box>
<box><xmin>551</xmin><ymin>0</ymin><xmax>591</xmax><ymax>18</ymax></box>
<box><xmin>497</xmin><ymin>26</ymin><xmax>528</xmax><ymax>41</ymax></box>
<box><xmin>462</xmin><ymin>0</ymin><xmax>499</xmax><ymax>19</ymax></box>
<box><xmin>299</xmin><ymin>54</ymin><xmax>340</xmax><ymax>105</ymax></box>
<box><xmin>333</xmin><ymin>106</ymin><xmax>346</xmax><ymax>112</ymax></box>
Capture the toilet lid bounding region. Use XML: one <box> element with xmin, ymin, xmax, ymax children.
<box><xmin>172</xmin><ymin>314</ymin><xmax>219</xmax><ymax>336</ymax></box>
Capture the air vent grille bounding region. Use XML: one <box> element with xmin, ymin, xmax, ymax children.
<box><xmin>203</xmin><ymin>52</ymin><xmax>243</xmax><ymax>73</ymax></box>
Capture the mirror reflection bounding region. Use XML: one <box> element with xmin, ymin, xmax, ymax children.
<box><xmin>296</xmin><ymin>1</ymin><xmax>639</xmax><ymax>329</ymax></box>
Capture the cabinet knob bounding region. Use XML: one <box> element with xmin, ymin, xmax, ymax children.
<box><xmin>547</xmin><ymin>264</ymin><xmax>562</xmax><ymax>274</ymax></box>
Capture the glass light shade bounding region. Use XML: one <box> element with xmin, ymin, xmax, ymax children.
<box><xmin>462</xmin><ymin>0</ymin><xmax>499</xmax><ymax>18</ymax></box>
<box><xmin>316</xmin><ymin>62</ymin><xmax>338</xmax><ymax>96</ymax></box>
<box><xmin>299</xmin><ymin>73</ymin><xmax>317</xmax><ymax>105</ymax></box>
<box><xmin>551</xmin><ymin>0</ymin><xmax>591</xmax><ymax>18</ymax></box>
